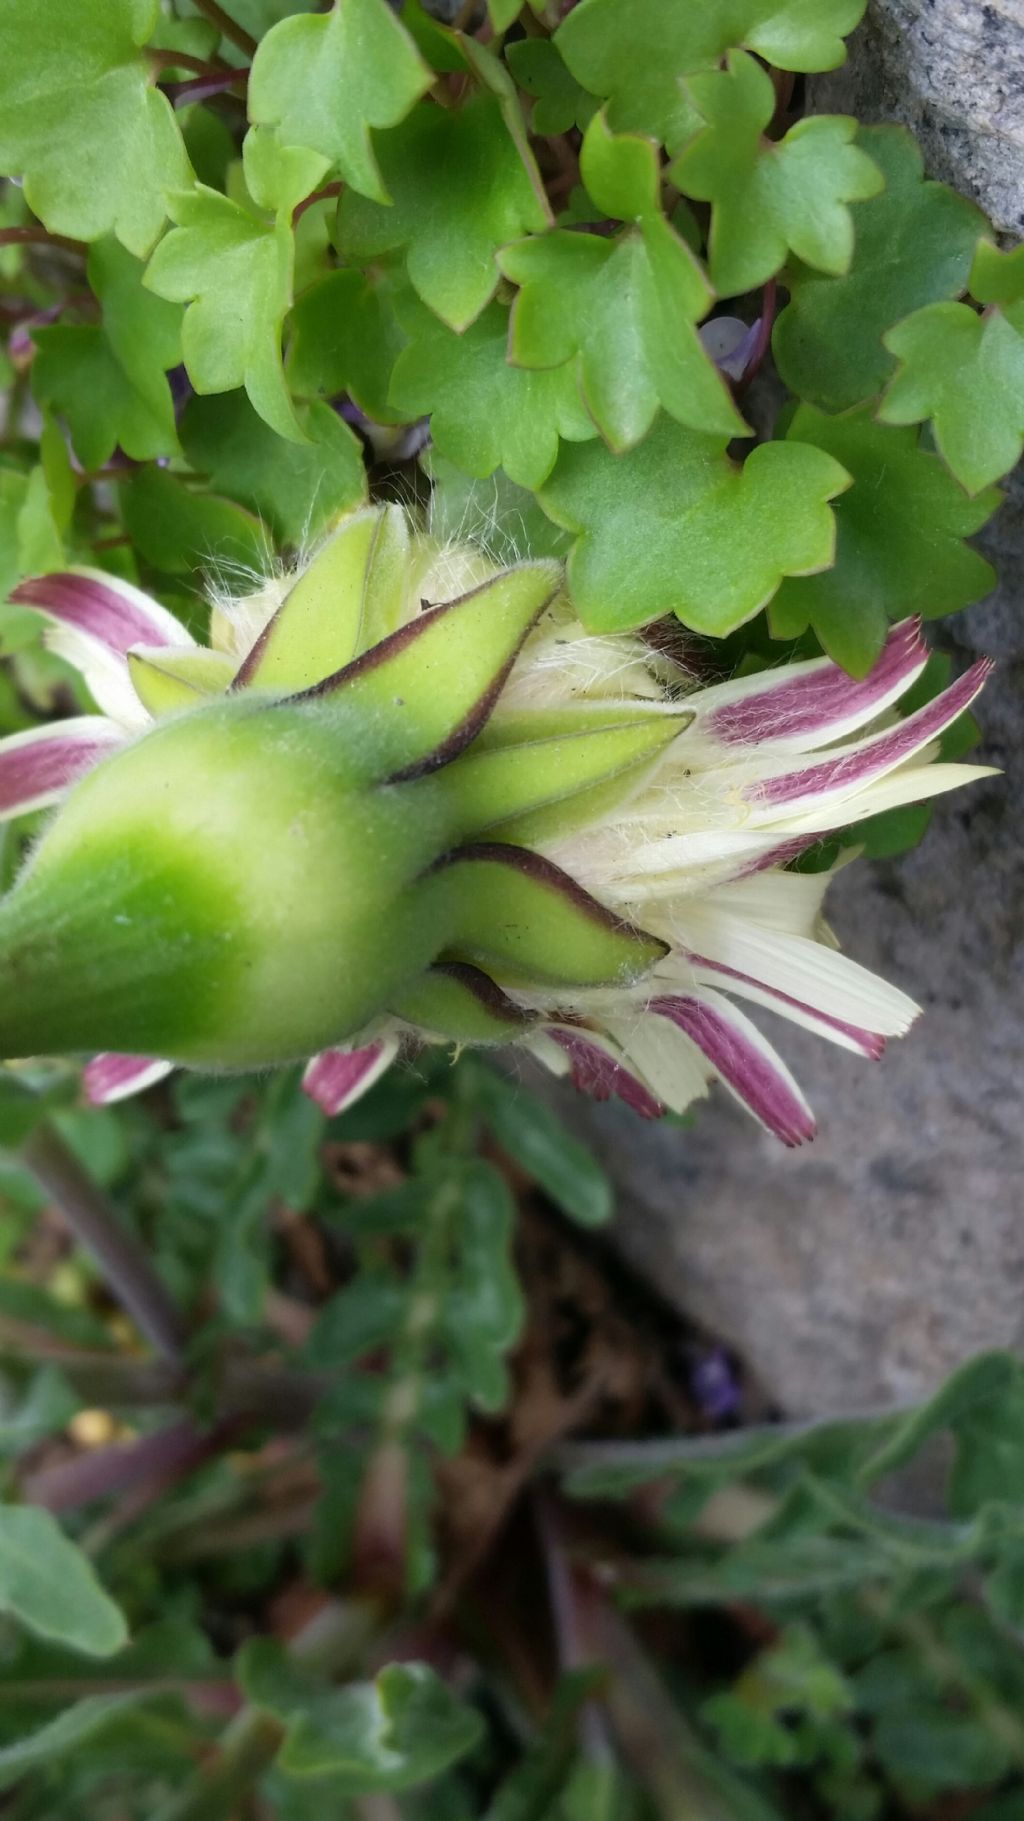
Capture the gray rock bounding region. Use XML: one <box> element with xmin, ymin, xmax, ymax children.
<box><xmin>808</xmin><ymin>0</ymin><xmax>1024</xmax><ymax>234</ymax></box>
<box><xmin>540</xmin><ymin>464</ymin><xmax>1024</xmax><ymax>1418</ymax></box>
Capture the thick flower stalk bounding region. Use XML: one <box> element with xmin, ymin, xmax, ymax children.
<box><xmin>0</xmin><ymin>506</ymin><xmax>992</xmax><ymax>1143</ymax></box>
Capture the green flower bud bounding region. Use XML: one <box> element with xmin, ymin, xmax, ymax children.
<box><xmin>0</xmin><ymin>525</ymin><xmax>669</xmax><ymax>1067</ymax></box>
<box><xmin>0</xmin><ymin>506</ymin><xmax>993</xmax><ymax>1143</ymax></box>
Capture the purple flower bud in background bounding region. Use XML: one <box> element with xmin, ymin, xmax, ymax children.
<box><xmin>699</xmin><ymin>316</ymin><xmax>761</xmax><ymax>382</ymax></box>
<box><xmin>690</xmin><ymin>1346</ymin><xmax>742</xmax><ymax>1424</ymax></box>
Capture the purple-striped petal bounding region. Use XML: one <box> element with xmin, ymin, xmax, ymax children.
<box><xmin>0</xmin><ymin>718</ymin><xmax>125</xmax><ymax>820</ymax></box>
<box><xmin>547</xmin><ymin>1024</ymin><xmax>664</xmax><ymax>1120</ymax></box>
<box><xmin>84</xmin><ymin>1054</ymin><xmax>174</xmax><ymax>1105</ymax></box>
<box><xmin>302</xmin><ymin>1040</ymin><xmax>398</xmax><ymax>1116</ymax></box>
<box><xmin>652</xmin><ymin>992</ymin><xmax>816</xmax><ymax>1146</ymax></box>
<box><xmin>697</xmin><ymin>619</ymin><xmax>928</xmax><ymax>752</ymax></box>
<box><xmin>11</xmin><ymin>569</ymin><xmax>190</xmax><ymax>655</ymax></box>
<box><xmin>689</xmin><ymin>955</ymin><xmax>887</xmax><ymax>1059</ymax></box>
<box><xmin>750</xmin><ymin>659</ymin><xmax>992</xmax><ymax>817</ymax></box>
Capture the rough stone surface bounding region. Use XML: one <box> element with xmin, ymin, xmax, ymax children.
<box><xmin>538</xmin><ymin>479</ymin><xmax>1024</xmax><ymax>1420</ymax></box>
<box><xmin>808</xmin><ymin>0</ymin><xmax>1024</xmax><ymax>233</ymax></box>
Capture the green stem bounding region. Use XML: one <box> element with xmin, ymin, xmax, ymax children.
<box><xmin>352</xmin><ymin>1114</ymin><xmax>470</xmax><ymax>1591</ymax></box>
<box><xmin>20</xmin><ymin>1121</ymin><xmax>186</xmax><ymax>1362</ymax></box>
<box><xmin>155</xmin><ymin>1707</ymin><xmax>286</xmax><ymax>1821</ymax></box>
<box><xmin>152</xmin><ymin>1599</ymin><xmax>380</xmax><ymax>1821</ymax></box>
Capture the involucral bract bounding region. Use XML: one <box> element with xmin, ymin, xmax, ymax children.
<box><xmin>0</xmin><ymin>506</ymin><xmax>993</xmax><ymax>1142</ymax></box>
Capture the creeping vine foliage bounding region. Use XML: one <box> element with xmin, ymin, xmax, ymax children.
<box><xmin>0</xmin><ymin>0</ymin><xmax>1019</xmax><ymax>685</ymax></box>
<box><xmin>1</xmin><ymin>1</ymin><xmax>1024</xmax><ymax>1816</ymax></box>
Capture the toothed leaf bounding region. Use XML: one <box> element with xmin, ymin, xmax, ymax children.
<box><xmin>144</xmin><ymin>129</ymin><xmax>330</xmax><ymax>442</ymax></box>
<box><xmin>505</xmin><ymin>37</ymin><xmax>598</xmax><ymax>137</ymax></box>
<box><xmin>287</xmin><ymin>266</ymin><xmax>409</xmax><ymax>423</ymax></box>
<box><xmin>389</xmin><ymin>300</ymin><xmax>596</xmax><ymax>491</ymax></box>
<box><xmin>555</xmin><ymin>0</ymin><xmax>867</xmax><ymax>150</ymax></box>
<box><xmin>499</xmin><ymin>115</ymin><xmax>744</xmax><ymax>451</ymax></box>
<box><xmin>538</xmin><ymin>417</ymin><xmax>849</xmax><ymax>635</ymax></box>
<box><xmin>969</xmin><ymin>238</ymin><xmax>1024</xmax><ymax>310</ymax></box>
<box><xmin>774</xmin><ymin>127</ymin><xmax>987</xmax><ymax>411</ymax></box>
<box><xmin>244</xmin><ymin>1650</ymin><xmax>483</xmax><ymax>1790</ymax></box>
<box><xmin>248</xmin><ymin>0</ymin><xmax>432</xmax><ymax>205</ymax></box>
<box><xmin>0</xmin><ymin>0</ymin><xmax>192</xmax><ymax>256</ymax></box>
<box><xmin>336</xmin><ymin>95</ymin><xmax>551</xmax><ymax>331</ymax></box>
<box><xmin>770</xmin><ymin>406</ymin><xmax>1000</xmax><ymax>675</ymax></box>
<box><xmin>880</xmin><ymin>301</ymin><xmax>1024</xmax><ymax>494</ymax></box>
<box><xmin>670</xmin><ymin>51</ymin><xmax>883</xmax><ymax>296</ymax></box>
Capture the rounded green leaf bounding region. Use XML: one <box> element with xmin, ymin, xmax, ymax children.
<box><xmin>556</xmin><ymin>0</ymin><xmax>867</xmax><ymax>150</ymax></box>
<box><xmin>337</xmin><ymin>95</ymin><xmax>550</xmax><ymax>331</ymax></box>
<box><xmin>248</xmin><ymin>0</ymin><xmax>433</xmax><ymax>205</ymax></box>
<box><xmin>0</xmin><ymin>1506</ymin><xmax>128</xmax><ymax>1657</ymax></box>
<box><xmin>881</xmin><ymin>301</ymin><xmax>1024</xmax><ymax>494</ymax></box>
<box><xmin>0</xmin><ymin>0</ymin><xmax>192</xmax><ymax>256</ymax></box>
<box><xmin>774</xmin><ymin>127</ymin><xmax>988</xmax><ymax>411</ymax></box>
<box><xmin>770</xmin><ymin>405</ymin><xmax>1000</xmax><ymax>674</ymax></box>
<box><xmin>538</xmin><ymin>417</ymin><xmax>849</xmax><ymax>635</ymax></box>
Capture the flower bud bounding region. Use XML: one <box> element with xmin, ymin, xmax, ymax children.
<box><xmin>0</xmin><ymin>538</ymin><xmax>666</xmax><ymax>1067</ymax></box>
<box><xmin>0</xmin><ymin>692</ymin><xmax>453</xmax><ymax>1064</ymax></box>
<box><xmin>0</xmin><ymin>506</ymin><xmax>994</xmax><ymax>1142</ymax></box>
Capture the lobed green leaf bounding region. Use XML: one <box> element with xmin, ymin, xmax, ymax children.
<box><xmin>390</xmin><ymin>299</ymin><xmax>596</xmax><ymax>490</ymax></box>
<box><xmin>0</xmin><ymin>0</ymin><xmax>192</xmax><ymax>256</ymax></box>
<box><xmin>179</xmin><ymin>391</ymin><xmax>366</xmax><ymax>544</ymax></box>
<box><xmin>144</xmin><ymin>129</ymin><xmax>331</xmax><ymax>442</ymax></box>
<box><xmin>32</xmin><ymin>238</ymin><xmax>182</xmax><ymax>471</ymax></box>
<box><xmin>336</xmin><ymin>95</ymin><xmax>551</xmax><ymax>331</ymax></box>
<box><xmin>774</xmin><ymin>127</ymin><xmax>987</xmax><ymax>411</ymax></box>
<box><xmin>538</xmin><ymin>417</ymin><xmax>849</xmax><ymax>635</ymax></box>
<box><xmin>556</xmin><ymin>0</ymin><xmax>867</xmax><ymax>150</ymax></box>
<box><xmin>881</xmin><ymin>299</ymin><xmax>1024</xmax><ymax>494</ymax></box>
<box><xmin>499</xmin><ymin>115</ymin><xmax>743</xmax><ymax>450</ymax></box>
<box><xmin>770</xmin><ymin>405</ymin><xmax>999</xmax><ymax>674</ymax></box>
<box><xmin>248</xmin><ymin>0</ymin><xmax>433</xmax><ymax>205</ymax></box>
<box><xmin>671</xmin><ymin>52</ymin><xmax>884</xmax><ymax>297</ymax></box>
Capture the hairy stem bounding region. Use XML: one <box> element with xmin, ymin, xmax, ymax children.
<box><xmin>352</xmin><ymin>1117</ymin><xmax>471</xmax><ymax>1593</ymax></box>
<box><xmin>20</xmin><ymin>1121</ymin><xmax>186</xmax><ymax>1362</ymax></box>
